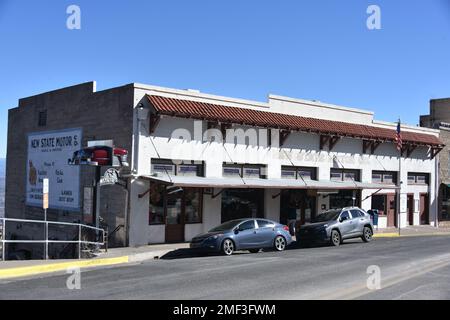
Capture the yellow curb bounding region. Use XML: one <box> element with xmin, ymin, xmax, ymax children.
<box><xmin>373</xmin><ymin>233</ymin><xmax>400</xmax><ymax>238</ymax></box>
<box><xmin>0</xmin><ymin>256</ymin><xmax>129</xmax><ymax>280</ymax></box>
<box><xmin>374</xmin><ymin>232</ymin><xmax>450</xmax><ymax>238</ymax></box>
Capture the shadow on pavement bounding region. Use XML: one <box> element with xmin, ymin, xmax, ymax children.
<box><xmin>159</xmin><ymin>240</ymin><xmax>363</xmax><ymax>260</ymax></box>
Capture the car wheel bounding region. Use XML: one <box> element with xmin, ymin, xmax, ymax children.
<box><xmin>249</xmin><ymin>249</ymin><xmax>260</xmax><ymax>253</ymax></box>
<box><xmin>274</xmin><ymin>236</ymin><xmax>286</xmax><ymax>251</ymax></box>
<box><xmin>362</xmin><ymin>226</ymin><xmax>373</xmax><ymax>242</ymax></box>
<box><xmin>222</xmin><ymin>239</ymin><xmax>234</xmax><ymax>256</ymax></box>
<box><xmin>330</xmin><ymin>230</ymin><xmax>341</xmax><ymax>247</ymax></box>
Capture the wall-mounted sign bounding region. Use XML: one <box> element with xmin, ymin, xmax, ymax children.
<box><xmin>26</xmin><ymin>128</ymin><xmax>82</xmax><ymax>210</ymax></box>
<box><xmin>400</xmin><ymin>193</ymin><xmax>407</xmax><ymax>213</ymax></box>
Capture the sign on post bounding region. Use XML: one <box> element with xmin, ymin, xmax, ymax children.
<box><xmin>43</xmin><ymin>178</ymin><xmax>49</xmax><ymax>209</ymax></box>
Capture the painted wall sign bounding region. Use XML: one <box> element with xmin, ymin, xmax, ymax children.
<box><xmin>26</xmin><ymin>128</ymin><xmax>82</xmax><ymax>210</ymax></box>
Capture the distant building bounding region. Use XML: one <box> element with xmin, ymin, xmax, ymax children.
<box><xmin>420</xmin><ymin>98</ymin><xmax>450</xmax><ymax>226</ymax></box>
<box><xmin>5</xmin><ymin>82</ymin><xmax>444</xmax><ymax>247</ymax></box>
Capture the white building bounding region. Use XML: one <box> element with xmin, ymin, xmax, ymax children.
<box><xmin>129</xmin><ymin>83</ymin><xmax>443</xmax><ymax>245</ymax></box>
<box><xmin>6</xmin><ymin>82</ymin><xmax>444</xmax><ymax>247</ymax></box>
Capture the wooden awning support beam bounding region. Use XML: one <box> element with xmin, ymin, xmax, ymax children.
<box><xmin>329</xmin><ymin>136</ymin><xmax>340</xmax><ymax>151</ymax></box>
<box><xmin>320</xmin><ymin>135</ymin><xmax>341</xmax><ymax>151</ymax></box>
<box><xmin>363</xmin><ymin>140</ymin><xmax>382</xmax><ymax>154</ymax></box>
<box><xmin>319</xmin><ymin>135</ymin><xmax>329</xmax><ymax>150</ymax></box>
<box><xmin>406</xmin><ymin>145</ymin><xmax>417</xmax><ymax>158</ymax></box>
<box><xmin>430</xmin><ymin>147</ymin><xmax>443</xmax><ymax>160</ymax></box>
<box><xmin>279</xmin><ymin>130</ymin><xmax>290</xmax><ymax>146</ymax></box>
<box><xmin>149</xmin><ymin>114</ymin><xmax>161</xmax><ymax>134</ymax></box>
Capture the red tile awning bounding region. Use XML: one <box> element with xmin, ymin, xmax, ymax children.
<box><xmin>147</xmin><ymin>95</ymin><xmax>443</xmax><ymax>147</ymax></box>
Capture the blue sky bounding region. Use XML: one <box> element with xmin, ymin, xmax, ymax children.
<box><xmin>0</xmin><ymin>0</ymin><xmax>450</xmax><ymax>158</ymax></box>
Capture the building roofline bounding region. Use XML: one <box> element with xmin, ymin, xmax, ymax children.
<box><xmin>132</xmin><ymin>82</ymin><xmax>270</xmax><ymax>109</ymax></box>
<box><xmin>372</xmin><ymin>120</ymin><xmax>440</xmax><ymax>135</ymax></box>
<box><xmin>268</xmin><ymin>94</ymin><xmax>374</xmax><ymax>116</ymax></box>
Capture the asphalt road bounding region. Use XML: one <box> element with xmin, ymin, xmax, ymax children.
<box><xmin>1</xmin><ymin>235</ymin><xmax>450</xmax><ymax>300</ymax></box>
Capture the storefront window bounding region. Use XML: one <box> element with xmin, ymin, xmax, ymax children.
<box><xmin>329</xmin><ymin>190</ymin><xmax>360</xmax><ymax>209</ymax></box>
<box><xmin>371</xmin><ymin>194</ymin><xmax>386</xmax><ymax>215</ymax></box>
<box><xmin>221</xmin><ymin>189</ymin><xmax>264</xmax><ymax>223</ymax></box>
<box><xmin>149</xmin><ymin>184</ymin><xmax>203</xmax><ymax>225</ymax></box>
<box><xmin>149</xmin><ymin>183</ymin><xmax>165</xmax><ymax>225</ymax></box>
<box><xmin>184</xmin><ymin>188</ymin><xmax>202</xmax><ymax>223</ymax></box>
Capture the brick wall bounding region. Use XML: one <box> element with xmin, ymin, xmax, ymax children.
<box><xmin>5</xmin><ymin>82</ymin><xmax>134</xmax><ymax>247</ymax></box>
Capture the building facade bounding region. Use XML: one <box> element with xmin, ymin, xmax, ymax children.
<box><xmin>6</xmin><ymin>82</ymin><xmax>443</xmax><ymax>247</ymax></box>
<box><xmin>420</xmin><ymin>98</ymin><xmax>450</xmax><ymax>226</ymax></box>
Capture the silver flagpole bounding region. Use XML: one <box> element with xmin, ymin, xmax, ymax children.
<box><xmin>398</xmin><ymin>119</ymin><xmax>401</xmax><ymax>236</ymax></box>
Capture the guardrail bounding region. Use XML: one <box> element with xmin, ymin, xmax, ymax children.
<box><xmin>0</xmin><ymin>218</ymin><xmax>106</xmax><ymax>261</ymax></box>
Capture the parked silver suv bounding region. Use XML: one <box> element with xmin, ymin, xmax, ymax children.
<box><xmin>296</xmin><ymin>207</ymin><xmax>374</xmax><ymax>246</ymax></box>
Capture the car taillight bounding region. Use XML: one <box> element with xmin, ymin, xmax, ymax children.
<box><xmin>283</xmin><ymin>225</ymin><xmax>289</xmax><ymax>231</ymax></box>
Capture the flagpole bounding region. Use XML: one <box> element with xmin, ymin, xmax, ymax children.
<box><xmin>397</xmin><ymin>119</ymin><xmax>401</xmax><ymax>236</ymax></box>
<box><xmin>398</xmin><ymin>150</ymin><xmax>401</xmax><ymax>236</ymax></box>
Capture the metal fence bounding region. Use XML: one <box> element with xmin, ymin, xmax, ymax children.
<box><xmin>0</xmin><ymin>218</ymin><xmax>106</xmax><ymax>261</ymax></box>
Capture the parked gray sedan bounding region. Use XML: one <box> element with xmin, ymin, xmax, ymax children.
<box><xmin>296</xmin><ymin>207</ymin><xmax>374</xmax><ymax>246</ymax></box>
<box><xmin>190</xmin><ymin>218</ymin><xmax>293</xmax><ymax>255</ymax></box>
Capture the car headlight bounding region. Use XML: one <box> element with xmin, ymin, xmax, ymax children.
<box><xmin>323</xmin><ymin>224</ymin><xmax>328</xmax><ymax>228</ymax></box>
<box><xmin>208</xmin><ymin>234</ymin><xmax>223</xmax><ymax>240</ymax></box>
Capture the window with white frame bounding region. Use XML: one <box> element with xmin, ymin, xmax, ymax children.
<box><xmin>151</xmin><ymin>159</ymin><xmax>203</xmax><ymax>177</ymax></box>
<box><xmin>330</xmin><ymin>169</ymin><xmax>360</xmax><ymax>182</ymax></box>
<box><xmin>223</xmin><ymin>163</ymin><xmax>266</xmax><ymax>179</ymax></box>
<box><xmin>407</xmin><ymin>173</ymin><xmax>429</xmax><ymax>185</ymax></box>
<box><xmin>372</xmin><ymin>171</ymin><xmax>397</xmax><ymax>184</ymax></box>
<box><xmin>281</xmin><ymin>166</ymin><xmax>316</xmax><ymax>180</ymax></box>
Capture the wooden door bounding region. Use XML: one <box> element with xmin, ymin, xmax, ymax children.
<box><xmin>387</xmin><ymin>194</ymin><xmax>397</xmax><ymax>227</ymax></box>
<box><xmin>420</xmin><ymin>193</ymin><xmax>429</xmax><ymax>225</ymax></box>
<box><xmin>407</xmin><ymin>194</ymin><xmax>414</xmax><ymax>225</ymax></box>
<box><xmin>165</xmin><ymin>190</ymin><xmax>185</xmax><ymax>243</ymax></box>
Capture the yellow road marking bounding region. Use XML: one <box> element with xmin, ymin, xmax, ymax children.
<box><xmin>0</xmin><ymin>256</ymin><xmax>129</xmax><ymax>279</ymax></box>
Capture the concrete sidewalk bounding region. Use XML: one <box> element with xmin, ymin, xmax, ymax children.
<box><xmin>374</xmin><ymin>225</ymin><xmax>450</xmax><ymax>238</ymax></box>
<box><xmin>0</xmin><ymin>242</ymin><xmax>190</xmax><ymax>280</ymax></box>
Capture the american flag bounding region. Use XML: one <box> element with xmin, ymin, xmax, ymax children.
<box><xmin>395</xmin><ymin>119</ymin><xmax>402</xmax><ymax>152</ymax></box>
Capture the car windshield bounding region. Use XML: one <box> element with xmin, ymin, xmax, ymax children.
<box><xmin>313</xmin><ymin>210</ymin><xmax>341</xmax><ymax>222</ymax></box>
<box><xmin>209</xmin><ymin>220</ymin><xmax>241</xmax><ymax>232</ymax></box>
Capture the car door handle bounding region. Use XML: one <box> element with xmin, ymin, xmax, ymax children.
<box><xmin>253</xmin><ymin>231</ymin><xmax>257</xmax><ymax>234</ymax></box>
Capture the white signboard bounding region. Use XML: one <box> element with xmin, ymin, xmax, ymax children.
<box><xmin>26</xmin><ymin>128</ymin><xmax>82</xmax><ymax>210</ymax></box>
<box><xmin>400</xmin><ymin>193</ymin><xmax>407</xmax><ymax>213</ymax></box>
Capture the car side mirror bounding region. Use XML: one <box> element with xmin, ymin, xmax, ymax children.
<box><xmin>339</xmin><ymin>217</ymin><xmax>346</xmax><ymax>223</ymax></box>
<box><xmin>234</xmin><ymin>228</ymin><xmax>239</xmax><ymax>234</ymax></box>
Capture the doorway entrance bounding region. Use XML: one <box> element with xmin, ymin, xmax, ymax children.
<box><xmin>420</xmin><ymin>193</ymin><xmax>429</xmax><ymax>225</ymax></box>
<box><xmin>407</xmin><ymin>194</ymin><xmax>414</xmax><ymax>225</ymax></box>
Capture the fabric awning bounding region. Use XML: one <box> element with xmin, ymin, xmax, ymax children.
<box><xmin>139</xmin><ymin>174</ymin><xmax>399</xmax><ymax>190</ymax></box>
